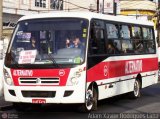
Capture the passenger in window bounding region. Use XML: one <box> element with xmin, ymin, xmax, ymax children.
<box><xmin>27</xmin><ymin>36</ymin><xmax>40</xmax><ymax>59</ymax></box>
<box><xmin>71</xmin><ymin>36</ymin><xmax>85</xmax><ymax>61</ymax></box>
<box><xmin>107</xmin><ymin>42</ymin><xmax>121</xmax><ymax>54</ymax></box>
<box><xmin>29</xmin><ymin>36</ymin><xmax>38</xmax><ymax>50</ymax></box>
<box><xmin>72</xmin><ymin>36</ymin><xmax>83</xmax><ymax>49</ymax></box>
<box><xmin>122</xmin><ymin>43</ymin><xmax>127</xmax><ymax>53</ymax></box>
<box><xmin>134</xmin><ymin>40</ymin><xmax>143</xmax><ymax>53</ymax></box>
<box><xmin>65</xmin><ymin>38</ymin><xmax>72</xmax><ymax>48</ymax></box>
<box><xmin>106</xmin><ymin>43</ymin><xmax>115</xmax><ymax>54</ymax></box>
<box><xmin>147</xmin><ymin>43</ymin><xmax>154</xmax><ymax>53</ymax></box>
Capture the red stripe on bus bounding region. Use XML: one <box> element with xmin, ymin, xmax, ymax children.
<box><xmin>87</xmin><ymin>58</ymin><xmax>158</xmax><ymax>82</ymax></box>
<box><xmin>11</xmin><ymin>68</ymin><xmax>70</xmax><ymax>86</ymax></box>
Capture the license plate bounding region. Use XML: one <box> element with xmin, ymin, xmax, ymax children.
<box><xmin>32</xmin><ymin>99</ymin><xmax>46</xmax><ymax>104</ymax></box>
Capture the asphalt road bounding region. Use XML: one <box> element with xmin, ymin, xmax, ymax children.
<box><xmin>0</xmin><ymin>83</ymin><xmax>160</xmax><ymax>119</ymax></box>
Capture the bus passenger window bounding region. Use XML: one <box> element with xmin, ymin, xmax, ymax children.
<box><xmin>106</xmin><ymin>23</ymin><xmax>119</xmax><ymax>39</ymax></box>
<box><xmin>91</xmin><ymin>39</ymin><xmax>98</xmax><ymax>54</ymax></box>
<box><xmin>106</xmin><ymin>42</ymin><xmax>115</xmax><ymax>54</ymax></box>
<box><xmin>106</xmin><ymin>40</ymin><xmax>121</xmax><ymax>54</ymax></box>
<box><xmin>131</xmin><ymin>26</ymin><xmax>145</xmax><ymax>54</ymax></box>
<box><xmin>132</xmin><ymin>26</ymin><xmax>142</xmax><ymax>39</ymax></box>
<box><xmin>142</xmin><ymin>27</ymin><xmax>155</xmax><ymax>54</ymax></box>
<box><xmin>89</xmin><ymin>20</ymin><xmax>105</xmax><ymax>55</ymax></box>
<box><xmin>145</xmin><ymin>41</ymin><xmax>155</xmax><ymax>53</ymax></box>
<box><xmin>133</xmin><ymin>39</ymin><xmax>144</xmax><ymax>53</ymax></box>
<box><xmin>122</xmin><ymin>40</ymin><xmax>133</xmax><ymax>53</ymax></box>
<box><xmin>147</xmin><ymin>42</ymin><xmax>155</xmax><ymax>53</ymax></box>
<box><xmin>120</xmin><ymin>25</ymin><xmax>131</xmax><ymax>39</ymax></box>
<box><xmin>142</xmin><ymin>27</ymin><xmax>153</xmax><ymax>40</ymax></box>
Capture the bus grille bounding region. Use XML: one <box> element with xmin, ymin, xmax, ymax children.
<box><xmin>22</xmin><ymin>91</ymin><xmax>56</xmax><ymax>98</ymax></box>
<box><xmin>19</xmin><ymin>77</ymin><xmax>60</xmax><ymax>85</ymax></box>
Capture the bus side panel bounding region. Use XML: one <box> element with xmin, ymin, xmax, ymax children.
<box><xmin>97</xmin><ymin>78</ymin><xmax>135</xmax><ymax>100</ymax></box>
<box><xmin>141</xmin><ymin>71</ymin><xmax>158</xmax><ymax>88</ymax></box>
<box><xmin>87</xmin><ymin>56</ymin><xmax>158</xmax><ymax>100</ymax></box>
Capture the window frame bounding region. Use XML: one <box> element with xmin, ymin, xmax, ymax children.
<box><xmin>88</xmin><ymin>19</ymin><xmax>107</xmax><ymax>56</ymax></box>
<box><xmin>142</xmin><ymin>26</ymin><xmax>156</xmax><ymax>54</ymax></box>
<box><xmin>88</xmin><ymin>19</ymin><xmax>156</xmax><ymax>57</ymax></box>
<box><xmin>35</xmin><ymin>0</ymin><xmax>46</xmax><ymax>8</ymax></box>
<box><xmin>50</xmin><ymin>0</ymin><xmax>63</xmax><ymax>10</ymax></box>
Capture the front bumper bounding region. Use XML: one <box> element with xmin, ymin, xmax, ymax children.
<box><xmin>4</xmin><ymin>84</ymin><xmax>85</xmax><ymax>104</ymax></box>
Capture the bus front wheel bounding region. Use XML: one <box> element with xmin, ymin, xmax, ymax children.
<box><xmin>78</xmin><ymin>87</ymin><xmax>98</xmax><ymax>112</ymax></box>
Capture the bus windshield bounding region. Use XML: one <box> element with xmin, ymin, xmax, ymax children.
<box><xmin>5</xmin><ymin>18</ymin><xmax>88</xmax><ymax>68</ymax></box>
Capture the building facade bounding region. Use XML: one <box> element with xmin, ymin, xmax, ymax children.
<box><xmin>120</xmin><ymin>0</ymin><xmax>157</xmax><ymax>26</ymax></box>
<box><xmin>120</xmin><ymin>0</ymin><xmax>160</xmax><ymax>45</ymax></box>
<box><xmin>3</xmin><ymin>0</ymin><xmax>64</xmax><ymax>28</ymax></box>
<box><xmin>2</xmin><ymin>0</ymin><xmax>65</xmax><ymax>44</ymax></box>
<box><xmin>2</xmin><ymin>0</ymin><xmax>121</xmax><ymax>28</ymax></box>
<box><xmin>2</xmin><ymin>0</ymin><xmax>157</xmax><ymax>38</ymax></box>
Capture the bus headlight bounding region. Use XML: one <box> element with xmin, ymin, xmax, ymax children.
<box><xmin>6</xmin><ymin>78</ymin><xmax>13</xmax><ymax>85</ymax></box>
<box><xmin>3</xmin><ymin>69</ymin><xmax>14</xmax><ymax>86</ymax></box>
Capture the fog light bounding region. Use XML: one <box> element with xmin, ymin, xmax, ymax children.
<box><xmin>9</xmin><ymin>90</ymin><xmax>16</xmax><ymax>96</ymax></box>
<box><xmin>64</xmin><ymin>91</ymin><xmax>74</xmax><ymax>97</ymax></box>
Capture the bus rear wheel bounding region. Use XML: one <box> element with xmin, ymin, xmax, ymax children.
<box><xmin>78</xmin><ymin>88</ymin><xmax>98</xmax><ymax>112</ymax></box>
<box><xmin>129</xmin><ymin>79</ymin><xmax>141</xmax><ymax>99</ymax></box>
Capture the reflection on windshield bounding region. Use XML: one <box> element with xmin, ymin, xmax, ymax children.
<box><xmin>6</xmin><ymin>18</ymin><xmax>88</xmax><ymax>68</ymax></box>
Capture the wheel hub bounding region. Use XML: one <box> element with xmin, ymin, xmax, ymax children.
<box><xmin>134</xmin><ymin>81</ymin><xmax>139</xmax><ymax>96</ymax></box>
<box><xmin>86</xmin><ymin>90</ymin><xmax>94</xmax><ymax>109</ymax></box>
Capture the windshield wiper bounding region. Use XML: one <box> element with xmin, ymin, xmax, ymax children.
<box><xmin>46</xmin><ymin>54</ymin><xmax>60</xmax><ymax>68</ymax></box>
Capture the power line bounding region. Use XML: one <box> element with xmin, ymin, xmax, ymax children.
<box><xmin>3</xmin><ymin>0</ymin><xmax>97</xmax><ymax>13</ymax></box>
<box><xmin>63</xmin><ymin>0</ymin><xmax>92</xmax><ymax>11</ymax></box>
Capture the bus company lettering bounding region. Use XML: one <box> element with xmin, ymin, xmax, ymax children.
<box><xmin>13</xmin><ymin>70</ymin><xmax>33</xmax><ymax>76</ymax></box>
<box><xmin>125</xmin><ymin>60</ymin><xmax>142</xmax><ymax>74</ymax></box>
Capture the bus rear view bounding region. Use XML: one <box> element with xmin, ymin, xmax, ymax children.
<box><xmin>3</xmin><ymin>14</ymin><xmax>89</xmax><ymax>111</ymax></box>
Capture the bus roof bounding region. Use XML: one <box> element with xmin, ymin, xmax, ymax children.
<box><xmin>19</xmin><ymin>11</ymin><xmax>154</xmax><ymax>26</ymax></box>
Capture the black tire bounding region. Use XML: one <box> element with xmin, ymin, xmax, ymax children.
<box><xmin>78</xmin><ymin>88</ymin><xmax>98</xmax><ymax>113</ymax></box>
<box><xmin>129</xmin><ymin>79</ymin><xmax>141</xmax><ymax>99</ymax></box>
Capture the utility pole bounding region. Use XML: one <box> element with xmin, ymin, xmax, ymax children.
<box><xmin>102</xmin><ymin>0</ymin><xmax>104</xmax><ymax>14</ymax></box>
<box><xmin>0</xmin><ymin>0</ymin><xmax>3</xmax><ymax>41</ymax></box>
<box><xmin>113</xmin><ymin>0</ymin><xmax>117</xmax><ymax>16</ymax></box>
<box><xmin>97</xmin><ymin>0</ymin><xmax>99</xmax><ymax>13</ymax></box>
<box><xmin>158</xmin><ymin>0</ymin><xmax>160</xmax><ymax>46</ymax></box>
